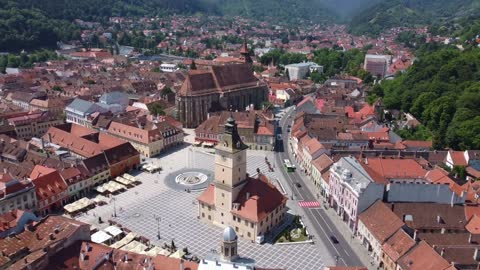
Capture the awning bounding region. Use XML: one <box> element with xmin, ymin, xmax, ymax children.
<box><xmin>169</xmin><ymin>250</ymin><xmax>186</xmax><ymax>259</ymax></box>
<box><xmin>115</xmin><ymin>176</ymin><xmax>134</xmax><ymax>186</ymax></box>
<box><xmin>123</xmin><ymin>173</ymin><xmax>137</xmax><ymax>182</ymax></box>
<box><xmin>63</xmin><ymin>197</ymin><xmax>94</xmax><ymax>213</ymax></box>
<box><xmin>104</xmin><ymin>225</ymin><xmax>123</xmax><ymax>238</ymax></box>
<box><xmin>110</xmin><ymin>232</ymin><xmax>137</xmax><ymax>249</ymax></box>
<box><xmin>142</xmin><ymin>246</ymin><xmax>170</xmax><ymax>256</ymax></box>
<box><xmin>96</xmin><ymin>181</ymin><xmax>127</xmax><ymax>194</ymax></box>
<box><xmin>91</xmin><ymin>230</ymin><xmax>113</xmax><ymax>244</ymax></box>
<box><xmin>120</xmin><ymin>240</ymin><xmax>148</xmax><ymax>253</ymax></box>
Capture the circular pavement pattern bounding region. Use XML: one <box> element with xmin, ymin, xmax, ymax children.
<box><xmin>165</xmin><ymin>168</ymin><xmax>214</xmax><ymax>191</ymax></box>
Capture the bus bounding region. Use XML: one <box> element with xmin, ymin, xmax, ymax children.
<box><xmin>284</xmin><ymin>159</ymin><xmax>296</xmax><ymax>172</ymax></box>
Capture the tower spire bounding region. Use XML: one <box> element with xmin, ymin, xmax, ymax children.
<box><xmin>240</xmin><ymin>35</ymin><xmax>252</xmax><ymax>65</ymax></box>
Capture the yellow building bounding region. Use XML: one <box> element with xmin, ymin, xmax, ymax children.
<box><xmin>107</xmin><ymin>120</ymin><xmax>183</xmax><ymax>157</ymax></box>
<box><xmin>197</xmin><ymin>115</ymin><xmax>287</xmax><ymax>242</ymax></box>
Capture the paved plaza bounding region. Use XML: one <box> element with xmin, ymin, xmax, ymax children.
<box><xmin>76</xmin><ymin>144</ymin><xmax>334</xmax><ymax>269</ymax></box>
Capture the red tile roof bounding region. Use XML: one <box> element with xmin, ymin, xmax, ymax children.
<box><xmin>449</xmin><ymin>150</ymin><xmax>468</xmax><ymax>166</ymax></box>
<box><xmin>466</xmin><ymin>215</ymin><xmax>480</xmax><ymax>234</ymax></box>
<box><xmin>382</xmin><ymin>229</ymin><xmax>415</xmax><ymax>263</ymax></box>
<box><xmin>30</xmin><ymin>165</ymin><xmax>68</xmax><ymax>204</ymax></box>
<box><xmin>230</xmin><ymin>175</ymin><xmax>287</xmax><ymax>222</ymax></box>
<box><xmin>425</xmin><ymin>167</ymin><xmax>464</xmax><ymax>197</ymax></box>
<box><xmin>359</xmin><ymin>201</ymin><xmax>404</xmax><ymax>244</ymax></box>
<box><xmin>197</xmin><ymin>184</ymin><xmax>215</xmax><ymax>206</ymax></box>
<box><xmin>397</xmin><ymin>241</ymin><xmax>452</xmax><ymax>270</ymax></box>
<box><xmin>361</xmin><ymin>158</ymin><xmax>427</xmax><ymax>182</ymax></box>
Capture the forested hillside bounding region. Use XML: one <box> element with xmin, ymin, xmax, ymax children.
<box><xmin>0</xmin><ymin>0</ymin><xmax>337</xmax><ymax>52</ymax></box>
<box><xmin>348</xmin><ymin>0</ymin><xmax>478</xmax><ymax>36</ymax></box>
<box><xmin>373</xmin><ymin>46</ymin><xmax>480</xmax><ymax>150</ymax></box>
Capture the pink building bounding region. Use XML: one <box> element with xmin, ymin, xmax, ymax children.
<box><xmin>328</xmin><ymin>157</ymin><xmax>385</xmax><ymax>232</ymax></box>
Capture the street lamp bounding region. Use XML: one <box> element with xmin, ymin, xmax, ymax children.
<box><xmin>111</xmin><ymin>197</ymin><xmax>117</xmax><ymax>217</ymax></box>
<box><xmin>154</xmin><ymin>214</ymin><xmax>161</xmax><ymax>239</ymax></box>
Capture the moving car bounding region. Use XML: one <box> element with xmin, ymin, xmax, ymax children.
<box><xmin>330</xmin><ymin>235</ymin><xmax>339</xmax><ymax>244</ymax></box>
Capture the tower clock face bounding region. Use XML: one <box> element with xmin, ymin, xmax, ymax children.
<box><xmin>237</xmin><ymin>155</ymin><xmax>242</xmax><ymax>161</ymax></box>
<box><xmin>222</xmin><ymin>155</ymin><xmax>227</xmax><ymax>161</ymax></box>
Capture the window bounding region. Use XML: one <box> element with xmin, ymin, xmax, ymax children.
<box><xmin>202</xmin><ymin>213</ymin><xmax>205</xmax><ymax>218</ymax></box>
<box><xmin>247</xmin><ymin>232</ymin><xmax>251</xmax><ymax>237</ymax></box>
<box><xmin>222</xmin><ymin>193</ymin><xmax>225</xmax><ymax>197</ymax></box>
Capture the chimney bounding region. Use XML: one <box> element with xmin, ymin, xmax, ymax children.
<box><xmin>441</xmin><ymin>248</ymin><xmax>445</xmax><ymax>257</ymax></box>
<box><xmin>475</xmin><ymin>248</ymin><xmax>480</xmax><ymax>261</ymax></box>
<box><xmin>246</xmin><ymin>192</ymin><xmax>250</xmax><ymax>200</ymax></box>
<box><xmin>48</xmin><ymin>133</ymin><xmax>52</xmax><ymax>143</ymax></box>
<box><xmin>49</xmin><ymin>233</ymin><xmax>55</xmax><ymax>240</ymax></box>
<box><xmin>180</xmin><ymin>259</ymin><xmax>185</xmax><ymax>270</ymax></box>
<box><xmin>124</xmin><ymin>254</ymin><xmax>128</xmax><ymax>262</ymax></box>
<box><xmin>80</xmin><ymin>251</ymin><xmax>86</xmax><ymax>261</ymax></box>
<box><xmin>86</xmin><ymin>242</ymin><xmax>91</xmax><ymax>252</ymax></box>
<box><xmin>469</xmin><ymin>233</ymin><xmax>473</xmax><ymax>244</ymax></box>
<box><xmin>413</xmin><ymin>230</ymin><xmax>418</xmax><ymax>241</ymax></box>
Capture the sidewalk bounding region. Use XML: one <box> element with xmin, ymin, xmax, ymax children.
<box><xmin>286</xmin><ymin>139</ymin><xmax>375</xmax><ymax>269</ymax></box>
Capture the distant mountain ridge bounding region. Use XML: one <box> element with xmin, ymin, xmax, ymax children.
<box><xmin>347</xmin><ymin>0</ymin><xmax>479</xmax><ymax>35</ymax></box>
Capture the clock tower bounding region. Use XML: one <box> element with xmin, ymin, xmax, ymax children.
<box><xmin>213</xmin><ymin>115</ymin><xmax>248</xmax><ymax>226</ymax></box>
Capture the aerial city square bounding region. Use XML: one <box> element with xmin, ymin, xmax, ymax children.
<box><xmin>0</xmin><ymin>0</ymin><xmax>479</xmax><ymax>269</ymax></box>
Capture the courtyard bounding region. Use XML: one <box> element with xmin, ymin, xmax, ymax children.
<box><xmin>76</xmin><ymin>142</ymin><xmax>334</xmax><ymax>269</ymax></box>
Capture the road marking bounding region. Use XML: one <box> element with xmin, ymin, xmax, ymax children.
<box><xmin>298</xmin><ymin>201</ymin><xmax>321</xmax><ymax>208</ymax></box>
<box><xmin>307</xmin><ymin>207</ymin><xmax>342</xmax><ymax>256</ymax></box>
<box><xmin>343</xmin><ymin>248</ymin><xmax>350</xmax><ymax>256</ymax></box>
<box><xmin>311</xmin><ymin>209</ymin><xmax>333</xmax><ymax>232</ymax></box>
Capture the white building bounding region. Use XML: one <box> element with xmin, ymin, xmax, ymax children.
<box><xmin>285</xmin><ymin>62</ymin><xmax>323</xmax><ymax>81</ymax></box>
<box><xmin>160</xmin><ymin>63</ymin><xmax>179</xmax><ymax>72</ymax></box>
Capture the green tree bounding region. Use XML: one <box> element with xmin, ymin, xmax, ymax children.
<box><xmin>147</xmin><ymin>103</ymin><xmax>165</xmax><ymax>116</ymax></box>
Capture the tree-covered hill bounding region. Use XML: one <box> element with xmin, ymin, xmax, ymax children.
<box><xmin>0</xmin><ymin>0</ymin><xmax>337</xmax><ymax>52</ymax></box>
<box><xmin>373</xmin><ymin>45</ymin><xmax>480</xmax><ymax>150</ymax></box>
<box><xmin>348</xmin><ymin>0</ymin><xmax>478</xmax><ymax>36</ymax></box>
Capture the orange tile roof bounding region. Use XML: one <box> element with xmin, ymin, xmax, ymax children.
<box><xmin>402</xmin><ymin>140</ymin><xmax>433</xmax><ymax>149</ymax></box>
<box><xmin>359</xmin><ymin>201</ymin><xmax>404</xmax><ymax>244</ymax></box>
<box><xmin>382</xmin><ymin>229</ymin><xmax>415</xmax><ymax>263</ymax></box>
<box><xmin>197</xmin><ymin>184</ymin><xmax>215</xmax><ymax>206</ymax></box>
<box><xmin>312</xmin><ymin>154</ymin><xmax>334</xmax><ymax>173</ymax></box>
<box><xmin>397</xmin><ymin>241</ymin><xmax>452</xmax><ymax>270</ymax></box>
<box><xmin>361</xmin><ymin>158</ymin><xmax>427</xmax><ymax>182</ymax></box>
<box><xmin>425</xmin><ymin>168</ymin><xmax>464</xmax><ymax>197</ymax></box>
<box><xmin>303</xmin><ymin>137</ymin><xmax>325</xmax><ymax>156</ymax></box>
<box><xmin>466</xmin><ymin>215</ymin><xmax>480</xmax><ymax>234</ymax></box>
<box><xmin>231</xmin><ymin>175</ymin><xmax>287</xmax><ymax>222</ymax></box>
<box><xmin>465</xmin><ymin>205</ymin><xmax>480</xmax><ymax>222</ymax></box>
<box><xmin>449</xmin><ymin>150</ymin><xmax>468</xmax><ymax>166</ymax></box>
<box><xmin>30</xmin><ymin>165</ymin><xmax>68</xmax><ymax>203</ymax></box>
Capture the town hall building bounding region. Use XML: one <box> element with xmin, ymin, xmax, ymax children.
<box><xmin>197</xmin><ymin>115</ymin><xmax>287</xmax><ymax>242</ymax></box>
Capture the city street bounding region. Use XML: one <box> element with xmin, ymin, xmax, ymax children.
<box><xmin>274</xmin><ymin>106</ymin><xmax>371</xmax><ymax>268</ymax></box>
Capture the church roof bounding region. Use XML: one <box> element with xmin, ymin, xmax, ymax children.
<box><xmin>178</xmin><ymin>64</ymin><xmax>260</xmax><ymax>97</ymax></box>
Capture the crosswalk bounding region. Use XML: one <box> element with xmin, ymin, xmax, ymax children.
<box><xmin>298</xmin><ymin>201</ymin><xmax>321</xmax><ymax>208</ymax></box>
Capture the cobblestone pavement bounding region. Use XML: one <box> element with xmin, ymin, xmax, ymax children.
<box><xmin>76</xmin><ymin>146</ymin><xmax>333</xmax><ymax>269</ymax></box>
